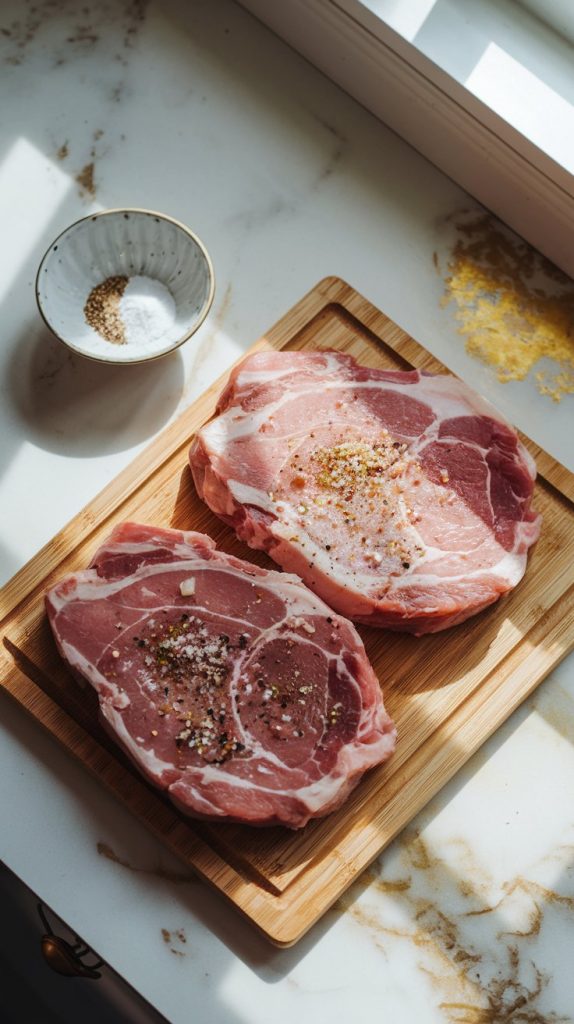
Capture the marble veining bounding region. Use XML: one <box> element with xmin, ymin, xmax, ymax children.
<box><xmin>339</xmin><ymin>828</ymin><xmax>574</xmax><ymax>1023</ymax></box>
<box><xmin>96</xmin><ymin>841</ymin><xmax>197</xmax><ymax>886</ymax></box>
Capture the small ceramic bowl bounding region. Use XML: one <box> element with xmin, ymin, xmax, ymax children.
<box><xmin>36</xmin><ymin>208</ymin><xmax>215</xmax><ymax>364</ymax></box>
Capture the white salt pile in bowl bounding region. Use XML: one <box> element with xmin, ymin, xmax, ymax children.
<box><xmin>36</xmin><ymin>209</ymin><xmax>215</xmax><ymax>365</ymax></box>
<box><xmin>83</xmin><ymin>274</ymin><xmax>177</xmax><ymax>357</ymax></box>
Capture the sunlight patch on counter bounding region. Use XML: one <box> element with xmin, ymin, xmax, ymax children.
<box><xmin>0</xmin><ymin>137</ymin><xmax>74</xmax><ymax>305</ymax></box>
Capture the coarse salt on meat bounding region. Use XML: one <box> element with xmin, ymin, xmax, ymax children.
<box><xmin>190</xmin><ymin>350</ymin><xmax>541</xmax><ymax>634</ymax></box>
<box><xmin>45</xmin><ymin>523</ymin><xmax>395</xmax><ymax>828</ymax></box>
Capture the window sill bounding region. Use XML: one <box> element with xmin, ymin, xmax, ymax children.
<box><xmin>239</xmin><ymin>0</ymin><xmax>574</xmax><ymax>276</ymax></box>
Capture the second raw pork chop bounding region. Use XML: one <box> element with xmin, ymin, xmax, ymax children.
<box><xmin>45</xmin><ymin>523</ymin><xmax>395</xmax><ymax>828</ymax></box>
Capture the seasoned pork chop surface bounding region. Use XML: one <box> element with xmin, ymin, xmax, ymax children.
<box><xmin>46</xmin><ymin>523</ymin><xmax>395</xmax><ymax>828</ymax></box>
<box><xmin>190</xmin><ymin>351</ymin><xmax>541</xmax><ymax>633</ymax></box>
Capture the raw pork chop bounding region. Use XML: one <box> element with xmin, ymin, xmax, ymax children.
<box><xmin>190</xmin><ymin>351</ymin><xmax>541</xmax><ymax>634</ymax></box>
<box><xmin>45</xmin><ymin>523</ymin><xmax>395</xmax><ymax>828</ymax></box>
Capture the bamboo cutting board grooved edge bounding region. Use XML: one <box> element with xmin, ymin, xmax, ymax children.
<box><xmin>2</xmin><ymin>277</ymin><xmax>574</xmax><ymax>946</ymax></box>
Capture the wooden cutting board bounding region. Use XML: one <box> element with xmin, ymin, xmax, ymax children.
<box><xmin>2</xmin><ymin>277</ymin><xmax>574</xmax><ymax>947</ymax></box>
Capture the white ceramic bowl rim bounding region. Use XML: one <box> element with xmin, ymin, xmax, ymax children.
<box><xmin>35</xmin><ymin>207</ymin><xmax>215</xmax><ymax>365</ymax></box>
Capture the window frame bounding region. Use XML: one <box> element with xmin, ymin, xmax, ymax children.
<box><xmin>238</xmin><ymin>0</ymin><xmax>574</xmax><ymax>277</ymax></box>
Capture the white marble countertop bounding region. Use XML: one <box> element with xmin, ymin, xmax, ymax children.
<box><xmin>1</xmin><ymin>1</ymin><xmax>573</xmax><ymax>1021</ymax></box>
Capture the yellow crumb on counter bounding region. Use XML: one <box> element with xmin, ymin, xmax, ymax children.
<box><xmin>439</xmin><ymin>212</ymin><xmax>574</xmax><ymax>402</ymax></box>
